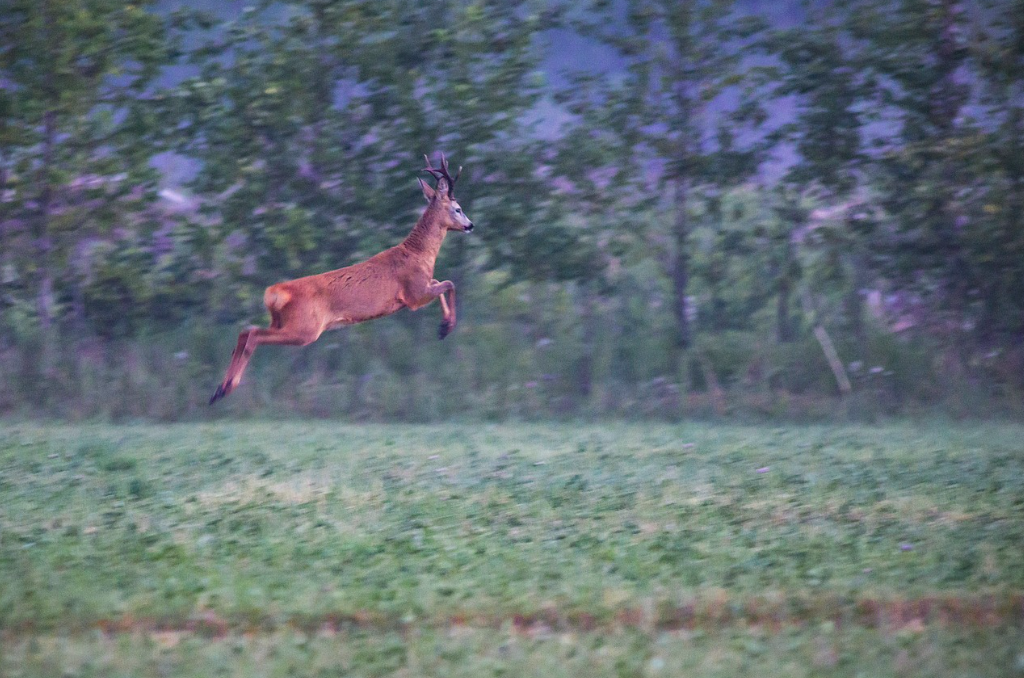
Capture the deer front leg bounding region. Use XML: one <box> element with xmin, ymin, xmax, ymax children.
<box><xmin>429</xmin><ymin>279</ymin><xmax>456</xmax><ymax>339</ymax></box>
<box><xmin>404</xmin><ymin>279</ymin><xmax>457</xmax><ymax>338</ymax></box>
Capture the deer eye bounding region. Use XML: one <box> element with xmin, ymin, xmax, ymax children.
<box><xmin>454</xmin><ymin>207</ymin><xmax>462</xmax><ymax>214</ymax></box>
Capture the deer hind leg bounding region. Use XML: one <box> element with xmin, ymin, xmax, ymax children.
<box><xmin>209</xmin><ymin>323</ymin><xmax>322</xmax><ymax>404</ymax></box>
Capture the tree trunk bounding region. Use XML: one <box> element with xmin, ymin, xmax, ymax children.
<box><xmin>844</xmin><ymin>250</ymin><xmax>867</xmax><ymax>352</ymax></box>
<box><xmin>933</xmin><ymin>0</ymin><xmax>970</xmax><ymax>338</ymax></box>
<box><xmin>696</xmin><ymin>348</ymin><xmax>726</xmax><ymax>416</ymax></box>
<box><xmin>35</xmin><ymin>109</ymin><xmax>57</xmax><ymax>376</ymax></box>
<box><xmin>777</xmin><ymin>274</ymin><xmax>792</xmax><ymax>343</ymax></box>
<box><xmin>777</xmin><ymin>223</ymin><xmax>800</xmax><ymax>343</ymax></box>
<box><xmin>813</xmin><ymin>324</ymin><xmax>852</xmax><ymax>396</ymax></box>
<box><xmin>670</xmin><ymin>177</ymin><xmax>691</xmax><ymax>376</ymax></box>
<box><xmin>0</xmin><ymin>149</ymin><xmax>9</xmax><ymax>335</ymax></box>
<box><xmin>575</xmin><ymin>284</ymin><xmax>596</xmax><ymax>399</ymax></box>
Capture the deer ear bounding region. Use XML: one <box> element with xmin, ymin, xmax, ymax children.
<box><xmin>418</xmin><ymin>177</ymin><xmax>435</xmax><ymax>203</ymax></box>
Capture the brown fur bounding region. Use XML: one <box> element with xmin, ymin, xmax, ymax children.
<box><xmin>209</xmin><ymin>170</ymin><xmax>472</xmax><ymax>404</ymax></box>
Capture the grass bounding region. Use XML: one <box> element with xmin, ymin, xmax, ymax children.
<box><xmin>1</xmin><ymin>421</ymin><xmax>1022</xmax><ymax>676</ymax></box>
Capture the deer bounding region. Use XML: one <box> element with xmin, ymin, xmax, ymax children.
<box><xmin>209</xmin><ymin>153</ymin><xmax>473</xmax><ymax>404</ymax></box>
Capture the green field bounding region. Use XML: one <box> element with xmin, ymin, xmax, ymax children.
<box><xmin>1</xmin><ymin>422</ymin><xmax>1022</xmax><ymax>677</ymax></box>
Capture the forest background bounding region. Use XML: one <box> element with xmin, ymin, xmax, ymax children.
<box><xmin>1</xmin><ymin>0</ymin><xmax>1022</xmax><ymax>422</ymax></box>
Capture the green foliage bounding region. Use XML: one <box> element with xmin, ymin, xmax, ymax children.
<box><xmin>81</xmin><ymin>240</ymin><xmax>157</xmax><ymax>339</ymax></box>
<box><xmin>2</xmin><ymin>0</ymin><xmax>1024</xmax><ymax>417</ymax></box>
<box><xmin>845</xmin><ymin>0</ymin><xmax>1024</xmax><ymax>339</ymax></box>
<box><xmin>764</xmin><ymin>4</ymin><xmax>869</xmax><ymax>195</ymax></box>
<box><xmin>0</xmin><ymin>0</ymin><xmax>189</xmax><ymax>376</ymax></box>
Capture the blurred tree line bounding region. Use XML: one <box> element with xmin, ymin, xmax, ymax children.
<box><xmin>1</xmin><ymin>0</ymin><xmax>1022</xmax><ymax>420</ymax></box>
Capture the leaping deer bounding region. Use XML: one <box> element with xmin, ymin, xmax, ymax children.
<box><xmin>209</xmin><ymin>153</ymin><xmax>473</xmax><ymax>404</ymax></box>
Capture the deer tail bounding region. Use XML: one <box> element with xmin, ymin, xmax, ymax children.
<box><xmin>264</xmin><ymin>285</ymin><xmax>292</xmax><ymax>313</ymax></box>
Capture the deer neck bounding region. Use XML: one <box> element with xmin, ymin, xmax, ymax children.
<box><xmin>401</xmin><ymin>208</ymin><xmax>448</xmax><ymax>262</ymax></box>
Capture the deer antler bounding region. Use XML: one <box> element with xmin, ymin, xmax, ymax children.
<box><xmin>423</xmin><ymin>152</ymin><xmax>462</xmax><ymax>198</ymax></box>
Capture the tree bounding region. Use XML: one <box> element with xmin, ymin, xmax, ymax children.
<box><xmin>970</xmin><ymin>0</ymin><xmax>1024</xmax><ymax>340</ymax></box>
<box><xmin>0</xmin><ymin>0</ymin><xmax>175</xmax><ymax>366</ymax></box>
<box><xmin>560</xmin><ymin>0</ymin><xmax>766</xmax><ymax>377</ymax></box>
<box><xmin>764</xmin><ymin>0</ymin><xmax>872</xmax><ymax>345</ymax></box>
<box><xmin>852</xmin><ymin>0</ymin><xmax>977</xmax><ymax>338</ymax></box>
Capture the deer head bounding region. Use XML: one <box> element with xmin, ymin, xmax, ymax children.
<box><xmin>419</xmin><ymin>153</ymin><xmax>474</xmax><ymax>233</ymax></box>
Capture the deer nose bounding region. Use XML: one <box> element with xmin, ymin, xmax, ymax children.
<box><xmin>465</xmin><ymin>222</ymin><xmax>474</xmax><ymax>232</ymax></box>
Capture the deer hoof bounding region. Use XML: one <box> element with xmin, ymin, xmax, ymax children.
<box><xmin>438</xmin><ymin>321</ymin><xmax>453</xmax><ymax>340</ymax></box>
<box><xmin>209</xmin><ymin>385</ymin><xmax>226</xmax><ymax>405</ymax></box>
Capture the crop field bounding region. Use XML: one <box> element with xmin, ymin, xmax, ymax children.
<box><xmin>1</xmin><ymin>421</ymin><xmax>1022</xmax><ymax>677</ymax></box>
